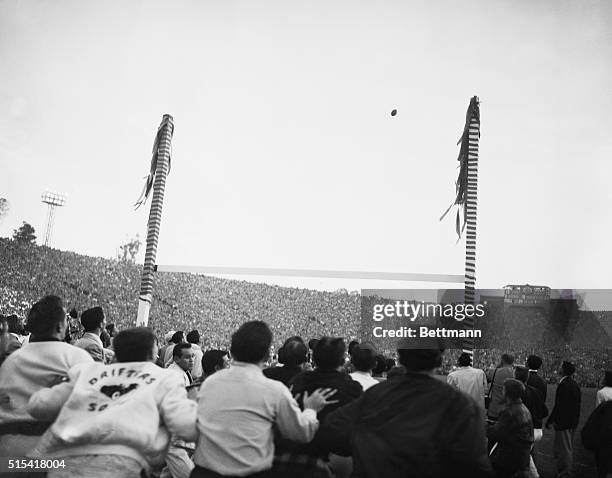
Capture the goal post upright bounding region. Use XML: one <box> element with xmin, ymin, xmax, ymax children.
<box><xmin>135</xmin><ymin>114</ymin><xmax>174</xmax><ymax>327</ymax></box>
<box><xmin>441</xmin><ymin>96</ymin><xmax>481</xmax><ymax>357</ymax></box>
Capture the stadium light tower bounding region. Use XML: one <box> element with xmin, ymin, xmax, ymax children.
<box><xmin>41</xmin><ymin>190</ymin><xmax>67</xmax><ymax>247</ymax></box>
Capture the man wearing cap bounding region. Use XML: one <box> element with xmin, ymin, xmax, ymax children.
<box><xmin>74</xmin><ymin>307</ymin><xmax>105</xmax><ymax>362</ymax></box>
<box><xmin>546</xmin><ymin>361</ymin><xmax>581</xmax><ymax>478</ymax></box>
<box><xmin>317</xmin><ymin>336</ymin><xmax>493</xmax><ymax>477</ymax></box>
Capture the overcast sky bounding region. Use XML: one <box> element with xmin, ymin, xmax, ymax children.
<box><xmin>1</xmin><ymin>0</ymin><xmax>611</xmax><ymax>292</ymax></box>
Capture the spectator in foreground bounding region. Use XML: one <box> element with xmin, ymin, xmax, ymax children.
<box><xmin>191</xmin><ymin>321</ymin><xmax>337</xmax><ymax>478</ymax></box>
<box><xmin>28</xmin><ymin>327</ymin><xmax>197</xmax><ymax>478</ymax></box>
<box><xmin>162</xmin><ymin>347</ymin><xmax>231</xmax><ymax>478</ymax></box>
<box><xmin>349</xmin><ymin>343</ymin><xmax>379</xmax><ymax>391</ymax></box>
<box><xmin>161</xmin><ymin>342</ymin><xmax>196</xmax><ymax>478</ymax></box>
<box><xmin>581</xmin><ymin>400</ymin><xmax>612</xmax><ymax>478</ymax></box>
<box><xmin>164</xmin><ymin>331</ymin><xmax>186</xmax><ymax>368</ymax></box>
<box><xmin>274</xmin><ymin>336</ymin><xmax>362</xmax><ymax>477</ymax></box>
<box><xmin>342</xmin><ymin>340</ymin><xmax>359</xmax><ymax>374</ymax></box>
<box><xmin>487</xmin><ymin>379</ymin><xmax>534</xmax><ymax>478</ymax></box>
<box><xmin>317</xmin><ymin>338</ymin><xmax>493</xmax><ymax>478</ymax></box>
<box><xmin>0</xmin><ymin>314</ymin><xmax>26</xmax><ymax>362</ymax></box>
<box><xmin>372</xmin><ymin>354</ymin><xmax>387</xmax><ymax>381</ymax></box>
<box><xmin>74</xmin><ymin>306</ymin><xmax>106</xmax><ymax>362</ymax></box>
<box><xmin>264</xmin><ymin>337</ymin><xmax>308</xmax><ymax>387</ymax></box>
<box><xmin>447</xmin><ymin>352</ymin><xmax>487</xmax><ymax>409</ymax></box>
<box><xmin>100</xmin><ymin>328</ymin><xmax>115</xmax><ymax>364</ymax></box>
<box><xmin>0</xmin><ymin>296</ymin><xmax>93</xmax><ymax>457</ymax></box>
<box><xmin>596</xmin><ymin>370</ymin><xmax>612</xmax><ymax>406</ymax></box>
<box><xmin>514</xmin><ymin>365</ymin><xmax>548</xmax><ymax>477</ymax></box>
<box><xmin>487</xmin><ymin>353</ymin><xmax>515</xmax><ymax>421</ymax></box>
<box><xmin>546</xmin><ymin>361</ymin><xmax>581</xmax><ymax>478</ymax></box>
<box><xmin>526</xmin><ymin>355</ymin><xmax>547</xmax><ymax>403</ymax></box>
<box><xmin>200</xmin><ymin>349</ymin><xmax>231</xmax><ymax>381</ymax></box>
<box><xmin>157</xmin><ymin>330</ymin><xmax>177</xmax><ymax>367</ymax></box>
<box><xmin>168</xmin><ymin>342</ymin><xmax>195</xmax><ymax>386</ymax></box>
<box><xmin>186</xmin><ymin>330</ymin><xmax>204</xmax><ymax>380</ymax></box>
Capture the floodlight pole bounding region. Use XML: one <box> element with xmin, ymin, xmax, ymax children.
<box><xmin>43</xmin><ymin>204</ymin><xmax>56</xmax><ymax>246</ymax></box>
<box><xmin>41</xmin><ymin>190</ymin><xmax>67</xmax><ymax>247</ymax></box>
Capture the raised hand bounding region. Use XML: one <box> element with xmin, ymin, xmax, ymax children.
<box><xmin>303</xmin><ymin>387</ymin><xmax>339</xmax><ymax>413</ymax></box>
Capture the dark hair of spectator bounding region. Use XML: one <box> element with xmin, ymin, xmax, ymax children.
<box><xmin>457</xmin><ymin>352</ymin><xmax>472</xmax><ymax>367</ymax></box>
<box><xmin>69</xmin><ymin>308</ymin><xmax>78</xmax><ymax>319</ymax></box>
<box><xmin>186</xmin><ymin>330</ymin><xmax>200</xmax><ymax>345</ymax></box>
<box><xmin>313</xmin><ymin>337</ymin><xmax>346</xmax><ymax>370</ymax></box>
<box><xmin>105</xmin><ymin>323</ymin><xmax>116</xmax><ymax>337</ymax></box>
<box><xmin>501</xmin><ymin>353</ymin><xmax>514</xmax><ymax>365</ymax></box>
<box><xmin>26</xmin><ymin>295</ymin><xmax>66</xmax><ymax>339</ymax></box>
<box><xmin>561</xmin><ymin>361</ymin><xmax>576</xmax><ymax>376</ymax></box>
<box><xmin>351</xmin><ymin>344</ymin><xmax>377</xmax><ymax>372</ymax></box>
<box><xmin>604</xmin><ymin>370</ymin><xmax>612</xmax><ymax>387</ymax></box>
<box><xmin>6</xmin><ymin>314</ymin><xmax>23</xmax><ymax>335</ymax></box>
<box><xmin>384</xmin><ymin>358</ymin><xmax>396</xmax><ymax>372</ymax></box>
<box><xmin>398</xmin><ymin>349</ymin><xmax>444</xmax><ymax>372</ymax></box>
<box><xmin>503</xmin><ymin>378</ymin><xmax>525</xmax><ymax>400</ymax></box>
<box><xmin>372</xmin><ymin>354</ymin><xmax>386</xmax><ymax>375</ymax></box>
<box><xmin>514</xmin><ymin>366</ymin><xmax>529</xmax><ymax>383</ymax></box>
<box><xmin>113</xmin><ymin>327</ymin><xmax>157</xmax><ymax>362</ymax></box>
<box><xmin>202</xmin><ymin>349</ymin><xmax>229</xmax><ymax>376</ymax></box>
<box><xmin>282</xmin><ymin>340</ymin><xmax>308</xmax><ymax>367</ymax></box>
<box><xmin>173</xmin><ymin>342</ymin><xmax>193</xmax><ymax>359</ymax></box>
<box><xmin>100</xmin><ymin>329</ymin><xmax>111</xmax><ymax>348</ymax></box>
<box><xmin>81</xmin><ymin>307</ymin><xmax>104</xmax><ymax>332</ymax></box>
<box><xmin>526</xmin><ymin>355</ymin><xmax>542</xmax><ymax>370</ymax></box>
<box><xmin>230</xmin><ymin>321</ymin><xmax>273</xmax><ymax>364</ymax></box>
<box><xmin>308</xmin><ymin>338</ymin><xmax>319</xmax><ymax>351</ymax></box>
<box><xmin>285</xmin><ymin>336</ymin><xmax>304</xmax><ymax>344</ymax></box>
<box><xmin>170</xmin><ymin>331</ymin><xmax>184</xmax><ymax>344</ymax></box>
<box><xmin>348</xmin><ymin>340</ymin><xmax>359</xmax><ymax>356</ymax></box>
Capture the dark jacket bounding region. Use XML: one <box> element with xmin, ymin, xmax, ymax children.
<box><xmin>521</xmin><ymin>383</ymin><xmax>548</xmax><ymax>428</ymax></box>
<box><xmin>488</xmin><ymin>400</ymin><xmax>534</xmax><ymax>475</ymax></box>
<box><xmin>581</xmin><ymin>400</ymin><xmax>612</xmax><ymax>476</ymax></box>
<box><xmin>274</xmin><ymin>369</ymin><xmax>363</xmax><ymax>460</ymax></box>
<box><xmin>548</xmin><ymin>376</ymin><xmax>581</xmax><ymax>430</ymax></box>
<box><xmin>263</xmin><ymin>365</ymin><xmax>303</xmax><ymax>387</ymax></box>
<box><xmin>527</xmin><ymin>371</ymin><xmax>547</xmax><ymax>402</ymax></box>
<box><xmin>317</xmin><ymin>372</ymin><xmax>494</xmax><ymax>478</ymax></box>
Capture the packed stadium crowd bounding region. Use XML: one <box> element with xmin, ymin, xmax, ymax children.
<box><xmin>1</xmin><ymin>239</ymin><xmax>611</xmax><ymax>388</ymax></box>
<box><xmin>1</xmin><ymin>294</ymin><xmax>612</xmax><ymax>478</ymax></box>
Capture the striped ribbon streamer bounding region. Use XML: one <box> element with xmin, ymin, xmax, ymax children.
<box><xmin>440</xmin><ymin>97</ymin><xmax>480</xmax><ymax>357</ymax></box>
<box><xmin>136</xmin><ymin>114</ymin><xmax>174</xmax><ymax>327</ymax></box>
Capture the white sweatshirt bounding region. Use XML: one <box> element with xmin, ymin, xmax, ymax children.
<box><xmin>28</xmin><ymin>361</ymin><xmax>197</xmax><ymax>471</ymax></box>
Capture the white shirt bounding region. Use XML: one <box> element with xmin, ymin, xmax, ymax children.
<box><xmin>190</xmin><ymin>344</ymin><xmax>203</xmax><ymax>380</ymax></box>
<box><xmin>447</xmin><ymin>366</ymin><xmax>487</xmax><ymax>409</ymax></box>
<box><xmin>350</xmin><ymin>371</ymin><xmax>378</xmax><ymax>391</ymax></box>
<box><xmin>0</xmin><ymin>341</ymin><xmax>93</xmax><ymax>425</ymax></box>
<box><xmin>596</xmin><ymin>386</ymin><xmax>612</xmax><ymax>407</ymax></box>
<box><xmin>167</xmin><ymin>363</ymin><xmax>192</xmax><ymax>387</ymax></box>
<box><xmin>193</xmin><ymin>361</ymin><xmax>318</xmax><ymax>476</ymax></box>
